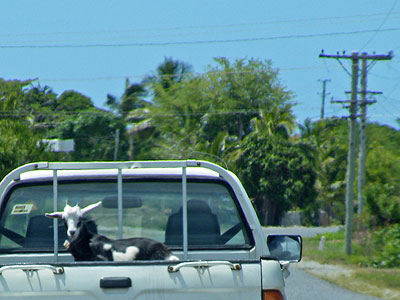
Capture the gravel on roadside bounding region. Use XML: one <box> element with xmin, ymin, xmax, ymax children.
<box><xmin>296</xmin><ymin>259</ymin><xmax>352</xmax><ymax>278</ymax></box>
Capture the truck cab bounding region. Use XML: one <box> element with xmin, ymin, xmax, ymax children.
<box><xmin>0</xmin><ymin>160</ymin><xmax>302</xmax><ymax>299</ymax></box>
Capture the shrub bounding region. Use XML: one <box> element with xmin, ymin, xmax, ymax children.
<box><xmin>373</xmin><ymin>223</ymin><xmax>400</xmax><ymax>268</ymax></box>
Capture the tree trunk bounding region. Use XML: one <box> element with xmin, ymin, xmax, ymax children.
<box><xmin>238</xmin><ymin>117</ymin><xmax>243</xmax><ymax>140</ymax></box>
<box><xmin>266</xmin><ymin>199</ymin><xmax>282</xmax><ymax>226</ymax></box>
<box><xmin>255</xmin><ymin>195</ymin><xmax>281</xmax><ymax>226</ymax></box>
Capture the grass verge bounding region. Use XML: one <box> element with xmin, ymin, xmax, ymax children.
<box><xmin>302</xmin><ymin>231</ymin><xmax>400</xmax><ymax>300</ymax></box>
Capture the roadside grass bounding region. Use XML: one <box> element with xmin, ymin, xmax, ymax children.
<box><xmin>302</xmin><ymin>231</ymin><xmax>400</xmax><ymax>299</ymax></box>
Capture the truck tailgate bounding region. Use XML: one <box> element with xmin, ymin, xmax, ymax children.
<box><xmin>0</xmin><ymin>261</ymin><xmax>261</xmax><ymax>300</ymax></box>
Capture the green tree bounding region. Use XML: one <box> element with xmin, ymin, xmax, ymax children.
<box><xmin>365</xmin><ymin>124</ymin><xmax>400</xmax><ymax>225</ymax></box>
<box><xmin>365</xmin><ymin>145</ymin><xmax>400</xmax><ymax>225</ymax></box>
<box><xmin>0</xmin><ymin>79</ymin><xmax>62</xmax><ymax>179</ymax></box>
<box><xmin>0</xmin><ymin>119</ymin><xmax>59</xmax><ymax>179</ymax></box>
<box><xmin>202</xmin><ymin>57</ymin><xmax>293</xmax><ymax>141</ymax></box>
<box><xmin>23</xmin><ymin>84</ymin><xmax>58</xmax><ymax>122</ymax></box>
<box><xmin>0</xmin><ymin>79</ymin><xmax>33</xmax><ymax>121</ymax></box>
<box><xmin>141</xmin><ymin>57</ymin><xmax>295</xmax><ymax>164</ymax></box>
<box><xmin>139</xmin><ymin>57</ymin><xmax>313</xmax><ymax>225</ymax></box>
<box><xmin>145</xmin><ymin>76</ymin><xmax>210</xmax><ymax>159</ymax></box>
<box><xmin>298</xmin><ymin>119</ymin><xmax>400</xmax><ymax>227</ymax></box>
<box><xmin>298</xmin><ymin>118</ymin><xmax>348</xmax><ymax>223</ymax></box>
<box><xmin>0</xmin><ymin>80</ymin><xmax>92</xmax><ymax>133</ymax></box>
<box><xmin>56</xmin><ymin>90</ymin><xmax>93</xmax><ymax>112</ymax></box>
<box><xmin>106</xmin><ymin>79</ymin><xmax>148</xmax><ymax>117</ymax></box>
<box><xmin>0</xmin><ymin>78</ymin><xmax>132</xmax><ymax>174</ymax></box>
<box><xmin>54</xmin><ymin>111</ymin><xmax>128</xmax><ymax>161</ymax></box>
<box><xmin>363</xmin><ymin>124</ymin><xmax>400</xmax><ymax>225</ymax></box>
<box><xmin>128</xmin><ymin>58</ymin><xmax>201</xmax><ymax>159</ymax></box>
<box><xmin>238</xmin><ymin>134</ymin><xmax>317</xmax><ymax>225</ymax></box>
<box><xmin>146</xmin><ymin>57</ymin><xmax>193</xmax><ymax>91</ymax></box>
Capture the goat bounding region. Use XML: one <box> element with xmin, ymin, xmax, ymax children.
<box><xmin>45</xmin><ymin>201</ymin><xmax>179</xmax><ymax>262</ymax></box>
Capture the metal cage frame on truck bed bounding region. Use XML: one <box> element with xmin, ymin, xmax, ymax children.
<box><xmin>0</xmin><ymin>160</ymin><xmax>266</xmax><ymax>262</ymax></box>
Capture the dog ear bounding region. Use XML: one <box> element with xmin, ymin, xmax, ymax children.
<box><xmin>81</xmin><ymin>201</ymin><xmax>102</xmax><ymax>216</ymax></box>
<box><xmin>45</xmin><ymin>211</ymin><xmax>64</xmax><ymax>219</ymax></box>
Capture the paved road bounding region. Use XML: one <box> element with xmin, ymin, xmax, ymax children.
<box><xmin>285</xmin><ymin>264</ymin><xmax>382</xmax><ymax>300</ymax></box>
<box><xmin>263</xmin><ymin>226</ymin><xmax>383</xmax><ymax>300</ymax></box>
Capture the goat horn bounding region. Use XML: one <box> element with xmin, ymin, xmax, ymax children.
<box><xmin>45</xmin><ymin>211</ymin><xmax>63</xmax><ymax>219</ymax></box>
<box><xmin>81</xmin><ymin>201</ymin><xmax>102</xmax><ymax>215</ymax></box>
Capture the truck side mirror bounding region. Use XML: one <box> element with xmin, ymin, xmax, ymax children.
<box><xmin>267</xmin><ymin>235</ymin><xmax>302</xmax><ymax>262</ymax></box>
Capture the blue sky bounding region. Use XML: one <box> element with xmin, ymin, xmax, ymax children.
<box><xmin>1</xmin><ymin>0</ymin><xmax>399</xmax><ymax>129</ymax></box>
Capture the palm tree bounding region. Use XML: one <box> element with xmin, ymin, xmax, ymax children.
<box><xmin>105</xmin><ymin>79</ymin><xmax>148</xmax><ymax>117</ymax></box>
<box><xmin>250</xmin><ymin>104</ymin><xmax>296</xmax><ymax>139</ymax></box>
<box><xmin>145</xmin><ymin>57</ymin><xmax>193</xmax><ymax>93</ymax></box>
<box><xmin>299</xmin><ymin>118</ymin><xmax>348</xmax><ymax>223</ymax></box>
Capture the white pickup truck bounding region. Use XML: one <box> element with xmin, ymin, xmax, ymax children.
<box><xmin>0</xmin><ymin>160</ymin><xmax>302</xmax><ymax>299</ymax></box>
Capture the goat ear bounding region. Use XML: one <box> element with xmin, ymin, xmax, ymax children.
<box><xmin>81</xmin><ymin>201</ymin><xmax>102</xmax><ymax>215</ymax></box>
<box><xmin>45</xmin><ymin>212</ymin><xmax>63</xmax><ymax>219</ymax></box>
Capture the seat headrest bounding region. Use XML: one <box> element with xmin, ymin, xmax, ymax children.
<box><xmin>178</xmin><ymin>199</ymin><xmax>212</xmax><ymax>214</ymax></box>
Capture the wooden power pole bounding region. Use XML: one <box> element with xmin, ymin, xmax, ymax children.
<box><xmin>357</xmin><ymin>54</ymin><xmax>387</xmax><ymax>215</ymax></box>
<box><xmin>357</xmin><ymin>56</ymin><xmax>368</xmax><ymax>216</ymax></box>
<box><xmin>319</xmin><ymin>50</ymin><xmax>393</xmax><ymax>255</ymax></box>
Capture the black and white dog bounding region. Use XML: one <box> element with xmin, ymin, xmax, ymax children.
<box><xmin>45</xmin><ymin>201</ymin><xmax>179</xmax><ymax>262</ymax></box>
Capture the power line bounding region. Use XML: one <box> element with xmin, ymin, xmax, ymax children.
<box><xmin>1</xmin><ymin>28</ymin><xmax>399</xmax><ymax>49</ymax></box>
<box><xmin>359</xmin><ymin>0</ymin><xmax>399</xmax><ymax>51</ymax></box>
<box><xmin>0</xmin><ymin>109</ymin><xmax>277</xmax><ymax>118</ymax></box>
<box><xmin>38</xmin><ymin>66</ymin><xmax>327</xmax><ymax>83</ymax></box>
<box><xmin>1</xmin><ymin>12</ymin><xmax>399</xmax><ymax>40</ymax></box>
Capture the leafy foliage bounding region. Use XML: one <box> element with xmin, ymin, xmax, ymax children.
<box><xmin>56</xmin><ymin>90</ymin><xmax>93</xmax><ymax>112</ymax></box>
<box><xmin>0</xmin><ymin>79</ymin><xmax>61</xmax><ymax>178</ymax></box>
<box><xmin>202</xmin><ymin>57</ymin><xmax>294</xmax><ymax>141</ymax></box>
<box><xmin>299</xmin><ymin>118</ymin><xmax>348</xmax><ymax>223</ymax></box>
<box><xmin>141</xmin><ymin>57</ymin><xmax>296</xmax><ymax>161</ymax></box>
<box><xmin>0</xmin><ymin>78</ymin><xmax>128</xmax><ymax>175</ymax></box>
<box><xmin>145</xmin><ymin>57</ymin><xmax>193</xmax><ymax>92</ymax></box>
<box><xmin>106</xmin><ymin>79</ymin><xmax>148</xmax><ymax>117</ymax></box>
<box><xmin>238</xmin><ymin>134</ymin><xmax>318</xmax><ymax>225</ymax></box>
<box><xmin>53</xmin><ymin>111</ymin><xmax>128</xmax><ymax>161</ymax></box>
<box><xmin>0</xmin><ymin>120</ymin><xmax>59</xmax><ymax>179</ymax></box>
<box><xmin>365</xmin><ymin>145</ymin><xmax>400</xmax><ymax>225</ymax></box>
<box><xmin>125</xmin><ymin>57</ymin><xmax>316</xmax><ymax>224</ymax></box>
<box><xmin>1</xmin><ymin>55</ymin><xmax>399</xmax><ymax>243</ymax></box>
<box><xmin>373</xmin><ymin>224</ymin><xmax>400</xmax><ymax>267</ymax></box>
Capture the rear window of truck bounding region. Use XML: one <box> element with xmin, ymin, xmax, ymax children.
<box><xmin>0</xmin><ymin>179</ymin><xmax>254</xmax><ymax>252</ymax></box>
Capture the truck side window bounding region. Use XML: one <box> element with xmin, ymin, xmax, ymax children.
<box><xmin>0</xmin><ymin>184</ymin><xmax>60</xmax><ymax>250</ymax></box>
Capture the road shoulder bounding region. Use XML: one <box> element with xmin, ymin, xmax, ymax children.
<box><xmin>295</xmin><ymin>260</ymin><xmax>399</xmax><ymax>300</ymax></box>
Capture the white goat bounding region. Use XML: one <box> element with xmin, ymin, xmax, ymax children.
<box><xmin>45</xmin><ymin>201</ymin><xmax>102</xmax><ymax>238</ymax></box>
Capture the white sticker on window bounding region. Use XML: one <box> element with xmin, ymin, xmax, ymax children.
<box><xmin>11</xmin><ymin>204</ymin><xmax>33</xmax><ymax>215</ymax></box>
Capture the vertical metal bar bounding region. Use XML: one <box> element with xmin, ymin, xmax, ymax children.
<box><xmin>182</xmin><ymin>166</ymin><xmax>188</xmax><ymax>260</ymax></box>
<box><xmin>118</xmin><ymin>169</ymin><xmax>123</xmax><ymax>239</ymax></box>
<box><xmin>53</xmin><ymin>170</ymin><xmax>59</xmax><ymax>262</ymax></box>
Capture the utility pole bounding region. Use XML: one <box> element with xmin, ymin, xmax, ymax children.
<box><xmin>320</xmin><ymin>51</ymin><xmax>359</xmax><ymax>255</ymax></box>
<box><xmin>345</xmin><ymin>52</ymin><xmax>359</xmax><ymax>256</ymax></box>
<box><xmin>357</xmin><ymin>53</ymin><xmax>389</xmax><ymax>215</ymax></box>
<box><xmin>319</xmin><ymin>50</ymin><xmax>393</xmax><ymax>254</ymax></box>
<box><xmin>318</xmin><ymin>79</ymin><xmax>330</xmax><ymax>119</ymax></box>
<box><xmin>357</xmin><ymin>55</ymin><xmax>368</xmax><ymax>216</ymax></box>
